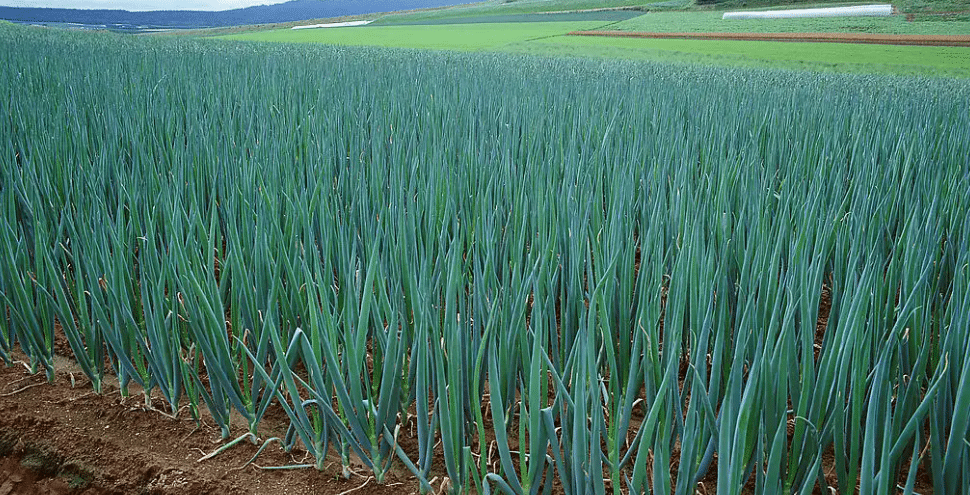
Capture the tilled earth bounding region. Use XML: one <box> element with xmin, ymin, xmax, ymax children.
<box><xmin>0</xmin><ymin>358</ymin><xmax>418</xmax><ymax>495</ymax></box>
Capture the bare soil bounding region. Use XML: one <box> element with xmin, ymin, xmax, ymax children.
<box><xmin>0</xmin><ymin>357</ymin><xmax>419</xmax><ymax>495</ymax></box>
<box><xmin>568</xmin><ymin>30</ymin><xmax>970</xmax><ymax>47</ymax></box>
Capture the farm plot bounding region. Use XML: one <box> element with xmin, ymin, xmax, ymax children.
<box><xmin>519</xmin><ymin>34</ymin><xmax>970</xmax><ymax>76</ymax></box>
<box><xmin>569</xmin><ymin>30</ymin><xmax>970</xmax><ymax>46</ymax></box>
<box><xmin>219</xmin><ymin>16</ymin><xmax>970</xmax><ymax>77</ymax></box>
<box><xmin>609</xmin><ymin>10</ymin><xmax>970</xmax><ymax>36</ymax></box>
<box><xmin>3</xmin><ymin>22</ymin><xmax>970</xmax><ymax>495</ymax></box>
<box><xmin>223</xmin><ymin>21</ymin><xmax>606</xmax><ymax>50</ymax></box>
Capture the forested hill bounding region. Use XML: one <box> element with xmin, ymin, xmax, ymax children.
<box><xmin>0</xmin><ymin>0</ymin><xmax>475</xmax><ymax>28</ymax></box>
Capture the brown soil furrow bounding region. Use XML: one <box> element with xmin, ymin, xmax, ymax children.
<box><xmin>568</xmin><ymin>30</ymin><xmax>970</xmax><ymax>47</ymax></box>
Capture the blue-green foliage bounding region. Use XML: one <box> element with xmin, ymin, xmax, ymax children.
<box><xmin>2</xmin><ymin>24</ymin><xmax>969</xmax><ymax>494</ymax></box>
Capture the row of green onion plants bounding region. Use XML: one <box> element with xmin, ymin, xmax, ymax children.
<box><xmin>2</xmin><ymin>23</ymin><xmax>969</xmax><ymax>494</ymax></box>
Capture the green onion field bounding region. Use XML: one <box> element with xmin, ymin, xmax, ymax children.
<box><xmin>2</xmin><ymin>19</ymin><xmax>970</xmax><ymax>494</ymax></box>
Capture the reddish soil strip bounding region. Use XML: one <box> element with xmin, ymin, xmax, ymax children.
<box><xmin>568</xmin><ymin>30</ymin><xmax>970</xmax><ymax>47</ymax></box>
<box><xmin>0</xmin><ymin>359</ymin><xmax>418</xmax><ymax>494</ymax></box>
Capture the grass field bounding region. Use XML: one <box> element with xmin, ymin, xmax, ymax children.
<box><xmin>363</xmin><ymin>0</ymin><xmax>968</xmax><ymax>25</ymax></box>
<box><xmin>196</xmin><ymin>0</ymin><xmax>970</xmax><ymax>77</ymax></box>
<box><xmin>369</xmin><ymin>0</ymin><xmax>688</xmax><ymax>24</ymax></box>
<box><xmin>224</xmin><ymin>21</ymin><xmax>607</xmax><ymax>50</ymax></box>
<box><xmin>520</xmin><ymin>35</ymin><xmax>970</xmax><ymax>76</ymax></box>
<box><xmin>612</xmin><ymin>10</ymin><xmax>970</xmax><ymax>35</ymax></box>
<box><xmin>371</xmin><ymin>11</ymin><xmax>642</xmax><ymax>26</ymax></box>
<box><xmin>222</xmin><ymin>18</ymin><xmax>970</xmax><ymax>77</ymax></box>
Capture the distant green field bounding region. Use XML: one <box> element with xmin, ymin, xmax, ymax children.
<box><xmin>611</xmin><ymin>11</ymin><xmax>970</xmax><ymax>35</ymax></box>
<box><xmin>371</xmin><ymin>0</ymin><xmax>688</xmax><ymax>24</ymax></box>
<box><xmin>367</xmin><ymin>0</ymin><xmax>966</xmax><ymax>25</ymax></box>
<box><xmin>218</xmin><ymin>0</ymin><xmax>970</xmax><ymax>78</ymax></box>
<box><xmin>374</xmin><ymin>11</ymin><xmax>641</xmax><ymax>26</ymax></box>
<box><xmin>516</xmin><ymin>35</ymin><xmax>970</xmax><ymax>76</ymax></box>
<box><xmin>222</xmin><ymin>20</ymin><xmax>970</xmax><ymax>77</ymax></box>
<box><xmin>224</xmin><ymin>21</ymin><xmax>605</xmax><ymax>50</ymax></box>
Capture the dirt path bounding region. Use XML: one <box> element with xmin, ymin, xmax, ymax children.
<box><xmin>569</xmin><ymin>30</ymin><xmax>970</xmax><ymax>47</ymax></box>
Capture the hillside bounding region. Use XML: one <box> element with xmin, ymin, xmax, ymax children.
<box><xmin>0</xmin><ymin>0</ymin><xmax>478</xmax><ymax>29</ymax></box>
